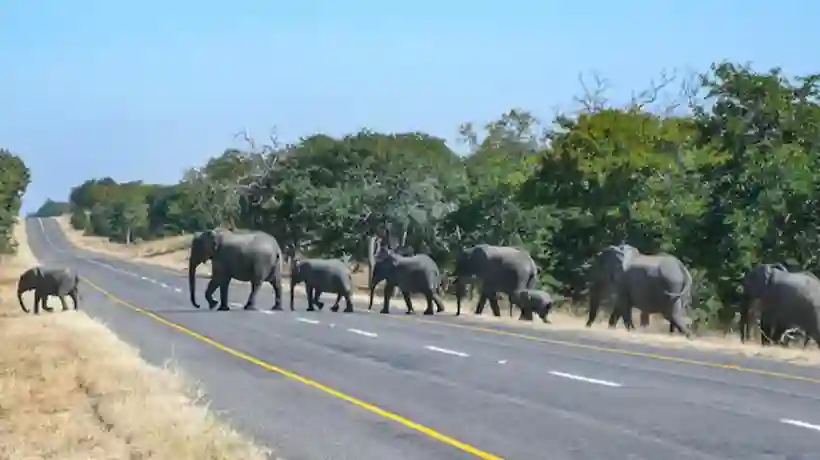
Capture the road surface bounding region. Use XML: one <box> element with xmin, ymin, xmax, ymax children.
<box><xmin>28</xmin><ymin>217</ymin><xmax>820</xmax><ymax>460</ymax></box>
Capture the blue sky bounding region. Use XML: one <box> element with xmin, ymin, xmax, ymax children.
<box><xmin>1</xmin><ymin>1</ymin><xmax>816</xmax><ymax>213</ymax></box>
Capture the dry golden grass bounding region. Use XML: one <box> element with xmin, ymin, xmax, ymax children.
<box><xmin>1</xmin><ymin>219</ymin><xmax>273</xmax><ymax>460</ymax></box>
<box><xmin>53</xmin><ymin>215</ymin><xmax>820</xmax><ymax>367</ymax></box>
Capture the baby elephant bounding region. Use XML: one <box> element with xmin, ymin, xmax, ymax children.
<box><xmin>509</xmin><ymin>289</ymin><xmax>554</xmax><ymax>323</ymax></box>
<box><xmin>290</xmin><ymin>258</ymin><xmax>354</xmax><ymax>313</ymax></box>
<box><xmin>17</xmin><ymin>265</ymin><xmax>80</xmax><ymax>314</ymax></box>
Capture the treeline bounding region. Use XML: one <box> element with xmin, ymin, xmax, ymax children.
<box><xmin>58</xmin><ymin>61</ymin><xmax>820</xmax><ymax>331</ymax></box>
<box><xmin>0</xmin><ymin>149</ymin><xmax>31</xmax><ymax>254</ymax></box>
<box><xmin>30</xmin><ymin>199</ymin><xmax>71</xmax><ymax>218</ymax></box>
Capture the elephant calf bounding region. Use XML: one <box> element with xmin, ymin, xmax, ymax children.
<box><xmin>17</xmin><ymin>265</ymin><xmax>80</xmax><ymax>314</ymax></box>
<box><xmin>290</xmin><ymin>258</ymin><xmax>355</xmax><ymax>313</ymax></box>
<box><xmin>509</xmin><ymin>289</ymin><xmax>555</xmax><ymax>323</ymax></box>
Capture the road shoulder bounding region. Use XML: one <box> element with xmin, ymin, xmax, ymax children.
<box><xmin>0</xmin><ymin>219</ymin><xmax>273</xmax><ymax>460</ymax></box>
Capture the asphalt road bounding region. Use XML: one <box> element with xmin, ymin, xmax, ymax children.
<box><xmin>28</xmin><ymin>217</ymin><xmax>820</xmax><ymax>460</ymax></box>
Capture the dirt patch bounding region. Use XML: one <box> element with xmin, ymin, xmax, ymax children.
<box><xmin>52</xmin><ymin>216</ymin><xmax>820</xmax><ymax>367</ymax></box>
<box><xmin>1</xmin><ymin>219</ymin><xmax>273</xmax><ymax>459</ymax></box>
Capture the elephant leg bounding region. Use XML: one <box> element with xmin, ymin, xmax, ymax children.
<box><xmin>244</xmin><ymin>279</ymin><xmax>261</xmax><ymax>311</ymax></box>
<box><xmin>422</xmin><ymin>292</ymin><xmax>435</xmax><ymax>315</ymax></box>
<box><xmin>270</xmin><ymin>268</ymin><xmax>284</xmax><ymax>311</ymax></box>
<box><xmin>310</xmin><ymin>286</ymin><xmax>326</xmax><ymax>311</ymax></box>
<box><xmin>329</xmin><ymin>289</ymin><xmax>342</xmax><ymax>313</ymax></box>
<box><xmin>640</xmin><ymin>311</ymin><xmax>650</xmax><ymax>327</ymax></box>
<box><xmin>487</xmin><ymin>292</ymin><xmax>502</xmax><ymax>317</ymax></box>
<box><xmin>41</xmin><ymin>294</ymin><xmax>54</xmax><ymax>313</ymax></box>
<box><xmin>305</xmin><ymin>285</ymin><xmax>317</xmax><ymax>312</ymax></box>
<box><xmin>58</xmin><ymin>295</ymin><xmax>69</xmax><ymax>311</ymax></box>
<box><xmin>474</xmin><ymin>292</ymin><xmax>489</xmax><ymax>315</ymax></box>
<box><xmin>431</xmin><ymin>293</ymin><xmax>446</xmax><ymax>313</ymax></box>
<box><xmin>33</xmin><ymin>290</ymin><xmax>42</xmax><ymax>315</ymax></box>
<box><xmin>380</xmin><ymin>282</ymin><xmax>395</xmax><ymax>314</ymax></box>
<box><xmin>217</xmin><ymin>278</ymin><xmax>231</xmax><ymax>311</ymax></box>
<box><xmin>518</xmin><ymin>303</ymin><xmax>534</xmax><ymax>321</ymax></box>
<box><xmin>70</xmin><ymin>289</ymin><xmax>79</xmax><ymax>310</ymax></box>
<box><xmin>401</xmin><ymin>290</ymin><xmax>415</xmax><ymax>315</ymax></box>
<box><xmin>342</xmin><ymin>291</ymin><xmax>354</xmax><ymax>313</ymax></box>
<box><xmin>204</xmin><ymin>278</ymin><xmax>219</xmax><ymax>310</ymax></box>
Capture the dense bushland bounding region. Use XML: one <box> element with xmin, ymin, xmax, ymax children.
<box><xmin>56</xmin><ymin>61</ymin><xmax>820</xmax><ymax>331</ymax></box>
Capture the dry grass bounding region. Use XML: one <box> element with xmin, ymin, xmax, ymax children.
<box><xmin>0</xmin><ymin>219</ymin><xmax>273</xmax><ymax>460</ymax></box>
<box><xmin>53</xmin><ymin>215</ymin><xmax>820</xmax><ymax>367</ymax></box>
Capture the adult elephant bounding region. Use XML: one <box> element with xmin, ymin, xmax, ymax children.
<box><xmin>188</xmin><ymin>228</ymin><xmax>286</xmax><ymax>311</ymax></box>
<box><xmin>366</xmin><ymin>236</ymin><xmax>445</xmax><ymax>315</ymax></box>
<box><xmin>740</xmin><ymin>263</ymin><xmax>820</xmax><ymax>348</ymax></box>
<box><xmin>290</xmin><ymin>256</ymin><xmax>354</xmax><ymax>313</ymax></box>
<box><xmin>452</xmin><ymin>244</ymin><xmax>538</xmax><ymax>318</ymax></box>
<box><xmin>17</xmin><ymin>265</ymin><xmax>80</xmax><ymax>314</ymax></box>
<box><xmin>586</xmin><ymin>244</ymin><xmax>693</xmax><ymax>338</ymax></box>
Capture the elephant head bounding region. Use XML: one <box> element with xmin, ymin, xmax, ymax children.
<box><xmin>17</xmin><ymin>266</ymin><xmax>40</xmax><ymax>313</ymax></box>
<box><xmin>188</xmin><ymin>229</ymin><xmax>224</xmax><ymax>308</ymax></box>
<box><xmin>367</xmin><ymin>243</ymin><xmax>400</xmax><ymax>310</ymax></box>
<box><xmin>586</xmin><ymin>244</ymin><xmax>640</xmax><ymax>326</ymax></box>
<box><xmin>739</xmin><ymin>263</ymin><xmax>788</xmax><ymax>342</ymax></box>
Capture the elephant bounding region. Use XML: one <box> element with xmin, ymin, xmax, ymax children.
<box><xmin>586</xmin><ymin>244</ymin><xmax>694</xmax><ymax>338</ymax></box>
<box><xmin>17</xmin><ymin>265</ymin><xmax>80</xmax><ymax>314</ymax></box>
<box><xmin>366</xmin><ymin>236</ymin><xmax>446</xmax><ymax>315</ymax></box>
<box><xmin>188</xmin><ymin>228</ymin><xmax>286</xmax><ymax>312</ymax></box>
<box><xmin>739</xmin><ymin>263</ymin><xmax>820</xmax><ymax>348</ymax></box>
<box><xmin>452</xmin><ymin>244</ymin><xmax>538</xmax><ymax>319</ymax></box>
<box><xmin>290</xmin><ymin>256</ymin><xmax>354</xmax><ymax>313</ymax></box>
<box><xmin>509</xmin><ymin>288</ymin><xmax>555</xmax><ymax>323</ymax></box>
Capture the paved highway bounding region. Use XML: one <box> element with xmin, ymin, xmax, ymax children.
<box><xmin>29</xmin><ymin>217</ymin><xmax>820</xmax><ymax>459</ymax></box>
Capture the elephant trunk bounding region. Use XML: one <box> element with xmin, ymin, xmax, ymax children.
<box><xmin>188</xmin><ymin>255</ymin><xmax>200</xmax><ymax>309</ymax></box>
<box><xmin>17</xmin><ymin>280</ymin><xmax>30</xmax><ymax>314</ymax></box>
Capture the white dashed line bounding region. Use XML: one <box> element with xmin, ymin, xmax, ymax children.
<box><xmin>141</xmin><ymin>276</ymin><xmax>150</xmax><ymax>281</ymax></box>
<box><xmin>230</xmin><ymin>302</ymin><xmax>244</xmax><ymax>308</ymax></box>
<box><xmin>781</xmin><ymin>419</ymin><xmax>820</xmax><ymax>432</ymax></box>
<box><xmin>424</xmin><ymin>346</ymin><xmax>469</xmax><ymax>358</ymax></box>
<box><xmin>348</xmin><ymin>328</ymin><xmax>378</xmax><ymax>338</ymax></box>
<box><xmin>296</xmin><ymin>317</ymin><xmax>320</xmax><ymax>325</ymax></box>
<box><xmin>497</xmin><ymin>360</ymin><xmax>508</xmax><ymax>364</ymax></box>
<box><xmin>260</xmin><ymin>310</ymin><xmax>274</xmax><ymax>315</ymax></box>
<box><xmin>549</xmin><ymin>371</ymin><xmax>622</xmax><ymax>387</ymax></box>
<box><xmin>173</xmin><ymin>288</ymin><xmax>182</xmax><ymax>293</ymax></box>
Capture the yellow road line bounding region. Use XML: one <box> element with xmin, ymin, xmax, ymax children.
<box><xmin>377</xmin><ymin>314</ymin><xmax>820</xmax><ymax>384</ymax></box>
<box><xmin>79</xmin><ymin>277</ymin><xmax>504</xmax><ymax>460</ymax></box>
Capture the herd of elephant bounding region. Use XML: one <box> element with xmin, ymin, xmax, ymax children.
<box><xmin>13</xmin><ymin>228</ymin><xmax>820</xmax><ymax>350</ymax></box>
<box><xmin>182</xmin><ymin>228</ymin><xmax>820</xmax><ymax>349</ymax></box>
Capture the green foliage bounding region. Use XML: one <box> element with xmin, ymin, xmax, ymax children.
<box><xmin>31</xmin><ymin>199</ymin><xmax>71</xmax><ymax>217</ymax></box>
<box><xmin>64</xmin><ymin>61</ymin><xmax>820</xmax><ymax>331</ymax></box>
<box><xmin>0</xmin><ymin>149</ymin><xmax>32</xmax><ymax>254</ymax></box>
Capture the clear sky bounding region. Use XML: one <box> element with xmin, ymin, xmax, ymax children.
<box><xmin>1</xmin><ymin>1</ymin><xmax>816</xmax><ymax>213</ymax></box>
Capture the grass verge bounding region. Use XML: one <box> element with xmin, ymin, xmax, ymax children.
<box><xmin>0</xmin><ymin>218</ymin><xmax>273</xmax><ymax>460</ymax></box>
<box><xmin>52</xmin><ymin>215</ymin><xmax>820</xmax><ymax>367</ymax></box>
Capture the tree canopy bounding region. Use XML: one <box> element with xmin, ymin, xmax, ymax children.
<box><xmin>0</xmin><ymin>148</ymin><xmax>32</xmax><ymax>254</ymax></box>
<box><xmin>61</xmin><ymin>61</ymin><xmax>820</xmax><ymax>331</ymax></box>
